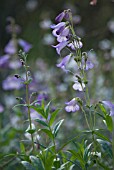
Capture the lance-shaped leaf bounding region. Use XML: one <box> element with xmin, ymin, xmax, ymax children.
<box><xmin>53</xmin><ymin>119</ymin><xmax>64</xmax><ymax>137</ymax></box>
<box><xmin>35</xmin><ymin>119</ymin><xmax>48</xmax><ymax>127</ymax></box>
<box><xmin>30</xmin><ymin>106</ymin><xmax>46</xmax><ymax>119</ymax></box>
<box><xmin>49</xmin><ymin>108</ymin><xmax>61</xmax><ymax>126</ymax></box>
<box><xmin>41</xmin><ymin>128</ymin><xmax>53</xmax><ymax>139</ymax></box>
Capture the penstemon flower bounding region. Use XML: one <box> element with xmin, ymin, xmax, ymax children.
<box><xmin>65</xmin><ymin>98</ymin><xmax>80</xmax><ymax>112</ymax></box>
<box><xmin>73</xmin><ymin>80</ymin><xmax>85</xmax><ymax>91</ymax></box>
<box><xmin>52</xmin><ymin>41</ymin><xmax>68</xmax><ymax>55</ymax></box>
<box><xmin>56</xmin><ymin>54</ymin><xmax>71</xmax><ymax>72</ymax></box>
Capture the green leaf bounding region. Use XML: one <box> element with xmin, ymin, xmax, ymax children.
<box><xmin>53</xmin><ymin>119</ymin><xmax>64</xmax><ymax>137</ymax></box>
<box><xmin>98</xmin><ymin>103</ymin><xmax>108</xmax><ymax>117</ymax></box>
<box><xmin>58</xmin><ymin>134</ymin><xmax>82</xmax><ymax>153</ymax></box>
<box><xmin>67</xmin><ymin>150</ymin><xmax>85</xmax><ymax>166</ymax></box>
<box><xmin>35</xmin><ymin>119</ymin><xmax>48</xmax><ymax>127</ymax></box>
<box><xmin>30</xmin><ymin>106</ymin><xmax>46</xmax><ymax>119</ymax></box>
<box><xmin>20</xmin><ymin>142</ymin><xmax>26</xmax><ymax>154</ymax></box>
<box><xmin>41</xmin><ymin>128</ymin><xmax>53</xmax><ymax>139</ymax></box>
<box><xmin>21</xmin><ymin>161</ymin><xmax>36</xmax><ymax>170</ymax></box>
<box><xmin>94</xmin><ymin>131</ymin><xmax>111</xmax><ymax>143</ymax></box>
<box><xmin>0</xmin><ymin>154</ymin><xmax>16</xmax><ymax>168</ymax></box>
<box><xmin>30</xmin><ymin>156</ymin><xmax>45</xmax><ymax>170</ymax></box>
<box><xmin>97</xmin><ymin>139</ymin><xmax>113</xmax><ymax>158</ymax></box>
<box><xmin>83</xmin><ymin>143</ymin><xmax>92</xmax><ymax>162</ymax></box>
<box><xmin>49</xmin><ymin>109</ymin><xmax>61</xmax><ymax>126</ymax></box>
<box><xmin>69</xmin><ymin>164</ymin><xmax>75</xmax><ymax>170</ymax></box>
<box><xmin>26</xmin><ymin>124</ymin><xmax>36</xmax><ymax>134</ymax></box>
<box><xmin>105</xmin><ymin>115</ymin><xmax>113</xmax><ymax>132</ymax></box>
<box><xmin>44</xmin><ymin>101</ymin><xmax>52</xmax><ymax>119</ymax></box>
<box><xmin>12</xmin><ymin>104</ymin><xmax>27</xmax><ymax>109</ymax></box>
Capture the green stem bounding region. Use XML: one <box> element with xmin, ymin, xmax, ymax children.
<box><xmin>25</xmin><ymin>65</ymin><xmax>34</xmax><ymax>151</ymax></box>
<box><xmin>80</xmin><ymin>106</ymin><xmax>91</xmax><ymax>130</ymax></box>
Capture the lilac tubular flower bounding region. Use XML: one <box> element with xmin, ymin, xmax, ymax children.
<box><xmin>2</xmin><ymin>76</ymin><xmax>23</xmax><ymax>90</ymax></box>
<box><xmin>4</xmin><ymin>39</ymin><xmax>17</xmax><ymax>55</ymax></box>
<box><xmin>0</xmin><ymin>55</ymin><xmax>10</xmax><ymax>67</ymax></box>
<box><xmin>56</xmin><ymin>54</ymin><xmax>71</xmax><ymax>72</ymax></box>
<box><xmin>9</xmin><ymin>59</ymin><xmax>21</xmax><ymax>69</ymax></box>
<box><xmin>81</xmin><ymin>58</ymin><xmax>94</xmax><ymax>70</ymax></box>
<box><xmin>51</xmin><ymin>22</ymin><xmax>65</xmax><ymax>30</ymax></box>
<box><xmin>57</xmin><ymin>26</ymin><xmax>70</xmax><ymax>42</ymax></box>
<box><xmin>18</xmin><ymin>39</ymin><xmax>32</xmax><ymax>52</ymax></box>
<box><xmin>51</xmin><ymin>22</ymin><xmax>66</xmax><ymax>37</ymax></box>
<box><xmin>52</xmin><ymin>41</ymin><xmax>68</xmax><ymax>55</ymax></box>
<box><xmin>73</xmin><ymin>81</ymin><xmax>85</xmax><ymax>91</ymax></box>
<box><xmin>55</xmin><ymin>12</ymin><xmax>65</xmax><ymax>23</ymax></box>
<box><xmin>65</xmin><ymin>98</ymin><xmax>80</xmax><ymax>112</ymax></box>
<box><xmin>85</xmin><ymin>60</ymin><xmax>94</xmax><ymax>70</ymax></box>
<box><xmin>68</xmin><ymin>40</ymin><xmax>83</xmax><ymax>50</ymax></box>
<box><xmin>102</xmin><ymin>101</ymin><xmax>114</xmax><ymax>116</ymax></box>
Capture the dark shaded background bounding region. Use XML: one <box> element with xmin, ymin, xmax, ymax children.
<box><xmin>0</xmin><ymin>0</ymin><xmax>114</xmax><ymax>63</ymax></box>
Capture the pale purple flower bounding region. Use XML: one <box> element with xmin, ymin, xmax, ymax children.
<box><xmin>0</xmin><ymin>54</ymin><xmax>10</xmax><ymax>67</ymax></box>
<box><xmin>4</xmin><ymin>39</ymin><xmax>17</xmax><ymax>55</ymax></box>
<box><xmin>52</xmin><ymin>41</ymin><xmax>68</xmax><ymax>55</ymax></box>
<box><xmin>37</xmin><ymin>93</ymin><xmax>48</xmax><ymax>105</ymax></box>
<box><xmin>73</xmin><ymin>81</ymin><xmax>85</xmax><ymax>91</ymax></box>
<box><xmin>85</xmin><ymin>60</ymin><xmax>94</xmax><ymax>70</ymax></box>
<box><xmin>9</xmin><ymin>60</ymin><xmax>21</xmax><ymax>69</ymax></box>
<box><xmin>65</xmin><ymin>98</ymin><xmax>80</xmax><ymax>112</ymax></box>
<box><xmin>56</xmin><ymin>54</ymin><xmax>71</xmax><ymax>72</ymax></box>
<box><xmin>18</xmin><ymin>39</ymin><xmax>32</xmax><ymax>52</ymax></box>
<box><xmin>68</xmin><ymin>40</ymin><xmax>83</xmax><ymax>50</ymax></box>
<box><xmin>102</xmin><ymin>101</ymin><xmax>114</xmax><ymax>116</ymax></box>
<box><xmin>2</xmin><ymin>76</ymin><xmax>23</xmax><ymax>90</ymax></box>
<box><xmin>51</xmin><ymin>22</ymin><xmax>66</xmax><ymax>37</ymax></box>
<box><xmin>81</xmin><ymin>58</ymin><xmax>94</xmax><ymax>70</ymax></box>
<box><xmin>57</xmin><ymin>26</ymin><xmax>70</xmax><ymax>42</ymax></box>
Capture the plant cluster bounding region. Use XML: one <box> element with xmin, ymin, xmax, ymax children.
<box><xmin>0</xmin><ymin>9</ymin><xmax>114</xmax><ymax>170</ymax></box>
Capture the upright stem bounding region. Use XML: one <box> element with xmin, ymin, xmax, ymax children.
<box><xmin>25</xmin><ymin>65</ymin><xmax>34</xmax><ymax>151</ymax></box>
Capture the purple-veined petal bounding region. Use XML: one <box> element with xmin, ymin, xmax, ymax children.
<box><xmin>52</xmin><ymin>41</ymin><xmax>68</xmax><ymax>55</ymax></box>
<box><xmin>50</xmin><ymin>22</ymin><xmax>65</xmax><ymax>29</ymax></box>
<box><xmin>57</xmin><ymin>36</ymin><xmax>68</xmax><ymax>43</ymax></box>
<box><xmin>61</xmin><ymin>27</ymin><xmax>70</xmax><ymax>36</ymax></box>
<box><xmin>65</xmin><ymin>98</ymin><xmax>76</xmax><ymax>105</ymax></box>
<box><xmin>56</xmin><ymin>54</ymin><xmax>71</xmax><ymax>72</ymax></box>
<box><xmin>65</xmin><ymin>98</ymin><xmax>80</xmax><ymax>112</ymax></box>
